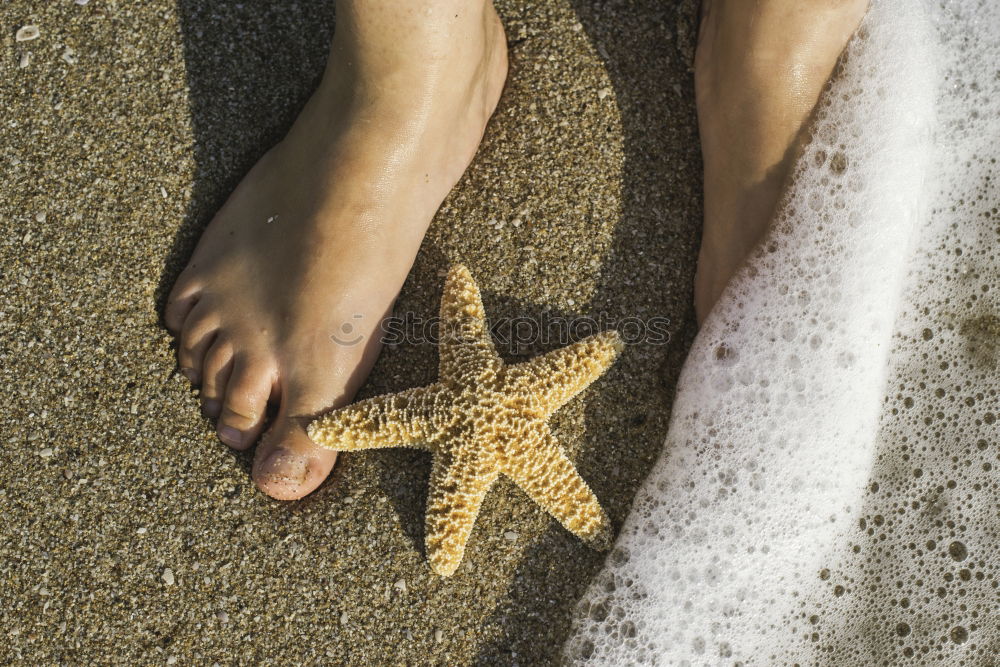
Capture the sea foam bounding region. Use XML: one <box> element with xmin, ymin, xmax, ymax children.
<box><xmin>565</xmin><ymin>0</ymin><xmax>1000</xmax><ymax>663</ymax></box>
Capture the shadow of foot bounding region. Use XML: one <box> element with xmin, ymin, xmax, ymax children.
<box><xmin>157</xmin><ymin>0</ymin><xmax>337</xmax><ymax>310</ymax></box>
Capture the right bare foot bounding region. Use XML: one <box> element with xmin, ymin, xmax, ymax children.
<box><xmin>165</xmin><ymin>0</ymin><xmax>508</xmax><ymax>500</ymax></box>
<box><xmin>693</xmin><ymin>0</ymin><xmax>868</xmax><ymax>324</ymax></box>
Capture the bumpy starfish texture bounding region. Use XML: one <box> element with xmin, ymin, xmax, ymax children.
<box><xmin>307</xmin><ymin>265</ymin><xmax>622</xmax><ymax>576</ymax></box>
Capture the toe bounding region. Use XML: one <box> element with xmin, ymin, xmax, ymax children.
<box><xmin>199</xmin><ymin>339</ymin><xmax>234</xmax><ymax>418</ymax></box>
<box><xmin>177</xmin><ymin>301</ymin><xmax>218</xmax><ymax>385</ymax></box>
<box><xmin>217</xmin><ymin>356</ymin><xmax>274</xmax><ymax>450</ymax></box>
<box><xmin>253</xmin><ymin>417</ymin><xmax>339</xmax><ymax>501</ymax></box>
<box><xmin>165</xmin><ymin>273</ymin><xmax>200</xmax><ymax>334</ymax></box>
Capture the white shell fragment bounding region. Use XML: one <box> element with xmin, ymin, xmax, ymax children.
<box><xmin>15</xmin><ymin>25</ymin><xmax>40</xmax><ymax>42</ymax></box>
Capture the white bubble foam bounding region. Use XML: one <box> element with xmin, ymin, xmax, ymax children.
<box><xmin>565</xmin><ymin>0</ymin><xmax>1000</xmax><ymax>663</ymax></box>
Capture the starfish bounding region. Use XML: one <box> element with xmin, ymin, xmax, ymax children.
<box><xmin>307</xmin><ymin>265</ymin><xmax>622</xmax><ymax>576</ymax></box>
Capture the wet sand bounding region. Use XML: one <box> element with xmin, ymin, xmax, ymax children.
<box><xmin>1</xmin><ymin>0</ymin><xmax>701</xmax><ymax>663</ymax></box>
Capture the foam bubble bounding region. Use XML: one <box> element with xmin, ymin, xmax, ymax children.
<box><xmin>565</xmin><ymin>0</ymin><xmax>1000</xmax><ymax>663</ymax></box>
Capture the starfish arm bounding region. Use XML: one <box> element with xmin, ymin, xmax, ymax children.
<box><xmin>438</xmin><ymin>264</ymin><xmax>500</xmax><ymax>382</ymax></box>
<box><xmin>501</xmin><ymin>429</ymin><xmax>611</xmax><ymax>549</ymax></box>
<box><xmin>424</xmin><ymin>448</ymin><xmax>498</xmax><ymax>576</ymax></box>
<box><xmin>503</xmin><ymin>330</ymin><xmax>623</xmax><ymax>418</ymax></box>
<box><xmin>306</xmin><ymin>383</ymin><xmax>445</xmax><ymax>452</ymax></box>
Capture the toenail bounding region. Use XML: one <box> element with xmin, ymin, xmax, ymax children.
<box><xmin>181</xmin><ymin>367</ymin><xmax>200</xmax><ymax>384</ymax></box>
<box><xmin>259</xmin><ymin>449</ymin><xmax>308</xmax><ymax>485</ymax></box>
<box><xmin>218</xmin><ymin>426</ymin><xmax>244</xmax><ymax>448</ymax></box>
<box><xmin>202</xmin><ymin>399</ymin><xmax>221</xmax><ymax>418</ymax></box>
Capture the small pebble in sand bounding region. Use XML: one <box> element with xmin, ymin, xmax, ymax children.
<box><xmin>38</xmin><ymin>448</ymin><xmax>54</xmax><ymax>458</ymax></box>
<box><xmin>503</xmin><ymin>530</ymin><xmax>519</xmax><ymax>541</ymax></box>
<box><xmin>136</xmin><ymin>527</ymin><xmax>147</xmax><ymax>535</ymax></box>
<box><xmin>434</xmin><ymin>629</ymin><xmax>444</xmax><ymax>643</ymax></box>
<box><xmin>15</xmin><ymin>25</ymin><xmax>40</xmax><ymax>42</ymax></box>
<box><xmin>215</xmin><ymin>610</ymin><xmax>229</xmax><ymax>623</ymax></box>
<box><xmin>597</xmin><ymin>87</ymin><xmax>612</xmax><ymax>100</ymax></box>
<box><xmin>393</xmin><ymin>579</ymin><xmax>407</xmax><ymax>593</ymax></box>
<box><xmin>75</xmin><ymin>0</ymin><xmax>91</xmax><ymax>5</ymax></box>
<box><xmin>61</xmin><ymin>48</ymin><xmax>78</xmax><ymax>65</ymax></box>
<box><xmin>166</xmin><ymin>657</ymin><xmax>176</xmax><ymax>665</ymax></box>
<box><xmin>160</xmin><ymin>186</ymin><xmax>168</xmax><ymax>199</ymax></box>
<box><xmin>162</xmin><ymin>568</ymin><xmax>175</xmax><ymax>585</ymax></box>
<box><xmin>19</xmin><ymin>52</ymin><xmax>31</xmax><ymax>69</ymax></box>
<box><xmin>511</xmin><ymin>218</ymin><xmax>522</xmax><ymax>228</ymax></box>
<box><xmin>266</xmin><ymin>215</ymin><xmax>277</xmax><ymax>224</ymax></box>
<box><xmin>340</xmin><ymin>611</ymin><xmax>349</xmax><ymax>625</ymax></box>
<box><xmin>35</xmin><ymin>212</ymin><xmax>47</xmax><ymax>223</ymax></box>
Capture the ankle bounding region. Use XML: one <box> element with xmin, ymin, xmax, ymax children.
<box><xmin>323</xmin><ymin>1</ymin><xmax>503</xmax><ymax>95</ymax></box>
<box><xmin>697</xmin><ymin>0</ymin><xmax>868</xmax><ymax>73</ymax></box>
<box><xmin>313</xmin><ymin>3</ymin><xmax>506</xmax><ymax>135</ymax></box>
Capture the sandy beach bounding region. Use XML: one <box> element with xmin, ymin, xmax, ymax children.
<box><xmin>1</xmin><ymin>0</ymin><xmax>701</xmax><ymax>663</ymax></box>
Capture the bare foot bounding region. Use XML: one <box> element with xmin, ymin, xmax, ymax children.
<box><xmin>693</xmin><ymin>0</ymin><xmax>868</xmax><ymax>324</ymax></box>
<box><xmin>165</xmin><ymin>0</ymin><xmax>508</xmax><ymax>500</ymax></box>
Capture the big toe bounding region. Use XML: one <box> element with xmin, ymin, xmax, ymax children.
<box><xmin>252</xmin><ymin>417</ymin><xmax>338</xmax><ymax>500</ymax></box>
